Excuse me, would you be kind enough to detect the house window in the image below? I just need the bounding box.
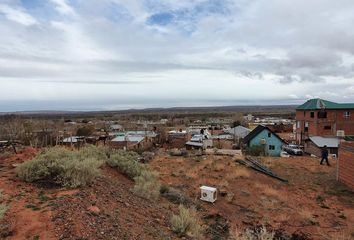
[344,111,350,118]
[303,111,306,117]
[318,111,327,118]
[324,125,331,130]
[297,121,300,128]
[268,133,271,138]
[304,122,309,132]
[269,145,275,150]
[310,112,314,118]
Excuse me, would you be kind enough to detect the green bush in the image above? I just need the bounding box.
[16,146,106,187]
[132,170,161,201]
[106,150,162,201]
[106,150,143,179]
[170,205,203,239]
[245,145,265,156]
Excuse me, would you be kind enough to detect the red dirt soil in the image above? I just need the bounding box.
[0,149,177,240]
[0,148,57,240]
[1,148,353,239]
[150,152,354,240]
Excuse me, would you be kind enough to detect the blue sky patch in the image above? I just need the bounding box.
[147,12,174,26]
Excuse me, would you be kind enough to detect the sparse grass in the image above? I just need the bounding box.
[38,191,51,204]
[160,185,170,194]
[132,170,161,201]
[25,204,40,211]
[0,151,12,159]
[0,190,8,219]
[299,209,319,226]
[106,150,143,179]
[16,146,106,187]
[170,205,203,239]
[0,203,7,219]
[234,167,251,178]
[229,225,275,240]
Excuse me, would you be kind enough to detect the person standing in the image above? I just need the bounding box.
[320,145,330,166]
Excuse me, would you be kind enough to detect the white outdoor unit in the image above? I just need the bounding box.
[337,130,345,137]
[200,186,217,203]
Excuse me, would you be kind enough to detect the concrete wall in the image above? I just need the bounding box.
[338,141,354,190]
[249,129,284,156]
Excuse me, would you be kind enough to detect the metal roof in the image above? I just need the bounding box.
[111,136,144,143]
[297,99,354,110]
[243,125,286,144]
[226,126,251,137]
[309,136,339,148]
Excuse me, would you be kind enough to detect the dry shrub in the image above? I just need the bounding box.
[106,150,143,178]
[16,146,105,187]
[170,205,203,239]
[299,209,318,226]
[234,167,251,178]
[229,225,275,240]
[132,170,161,201]
[0,190,8,219]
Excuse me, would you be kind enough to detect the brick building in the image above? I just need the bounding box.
[338,141,354,190]
[296,99,354,144]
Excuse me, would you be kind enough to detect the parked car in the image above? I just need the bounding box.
[283,144,303,155]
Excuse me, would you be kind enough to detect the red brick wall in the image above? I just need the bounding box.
[338,141,354,190]
[296,109,354,143]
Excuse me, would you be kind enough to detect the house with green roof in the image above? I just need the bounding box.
[295,98,354,144]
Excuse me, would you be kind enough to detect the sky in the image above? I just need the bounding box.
[0,0,354,111]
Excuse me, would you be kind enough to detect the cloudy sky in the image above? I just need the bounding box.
[0,0,354,111]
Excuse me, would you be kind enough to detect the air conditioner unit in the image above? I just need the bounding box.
[260,138,266,145]
[200,186,217,203]
[336,130,345,137]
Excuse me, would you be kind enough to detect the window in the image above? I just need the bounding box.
[310,112,314,118]
[344,111,350,118]
[304,122,309,132]
[324,125,331,130]
[297,121,300,128]
[269,145,275,150]
[303,111,306,117]
[268,133,271,138]
[318,111,327,118]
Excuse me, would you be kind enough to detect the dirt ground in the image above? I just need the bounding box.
[0,149,176,240]
[0,148,353,240]
[150,152,354,240]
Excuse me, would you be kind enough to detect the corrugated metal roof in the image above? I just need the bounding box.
[111,136,144,143]
[297,99,354,110]
[309,136,339,148]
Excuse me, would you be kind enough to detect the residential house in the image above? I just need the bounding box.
[243,125,286,156]
[296,98,354,144]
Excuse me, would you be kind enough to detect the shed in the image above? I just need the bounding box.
[304,136,339,157]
